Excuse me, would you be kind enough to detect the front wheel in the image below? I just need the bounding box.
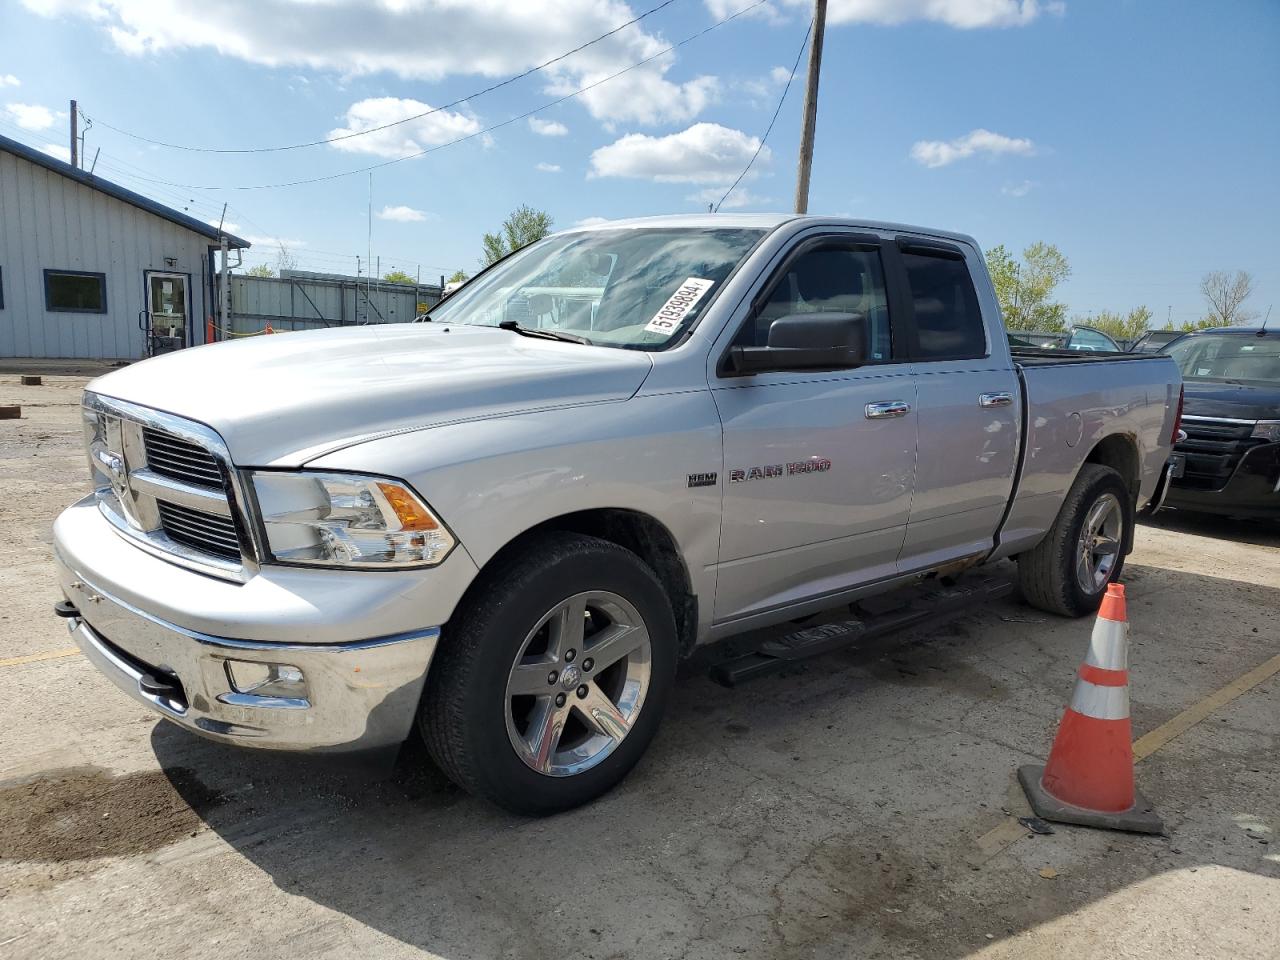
[419,532,677,815]
[1018,463,1133,617]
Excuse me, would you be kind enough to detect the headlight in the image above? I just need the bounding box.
[250,472,456,568]
[1252,420,1280,442]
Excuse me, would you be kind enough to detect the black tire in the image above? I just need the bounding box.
[418,532,677,816]
[1017,463,1133,617]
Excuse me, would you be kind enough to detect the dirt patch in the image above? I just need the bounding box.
[0,766,223,862]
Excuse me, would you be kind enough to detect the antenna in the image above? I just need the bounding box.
[1260,305,1272,335]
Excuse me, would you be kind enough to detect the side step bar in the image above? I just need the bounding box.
[709,574,1015,687]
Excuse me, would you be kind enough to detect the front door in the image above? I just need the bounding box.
[143,271,190,355]
[711,234,918,626]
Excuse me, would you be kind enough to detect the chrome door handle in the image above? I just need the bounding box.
[979,392,1015,408]
[865,400,912,419]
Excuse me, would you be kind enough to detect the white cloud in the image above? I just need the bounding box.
[574,216,610,227]
[704,0,784,22]
[328,97,482,158]
[39,143,71,163]
[910,128,1036,167]
[708,0,1063,28]
[528,117,568,137]
[687,186,769,210]
[548,61,718,128]
[535,162,561,173]
[1001,179,1036,197]
[24,1,721,127]
[0,75,19,88]
[590,123,765,184]
[243,234,307,248]
[376,204,429,222]
[5,102,60,131]
[739,65,791,104]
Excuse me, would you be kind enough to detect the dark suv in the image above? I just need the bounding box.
[1160,327,1280,518]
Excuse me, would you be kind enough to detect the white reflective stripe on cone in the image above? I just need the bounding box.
[1069,677,1130,721]
[1085,617,1129,671]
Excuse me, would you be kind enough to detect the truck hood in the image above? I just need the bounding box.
[90,324,654,466]
[1182,379,1280,421]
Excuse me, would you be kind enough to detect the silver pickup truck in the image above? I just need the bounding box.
[53,215,1183,814]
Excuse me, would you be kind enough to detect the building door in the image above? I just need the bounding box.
[143,271,191,355]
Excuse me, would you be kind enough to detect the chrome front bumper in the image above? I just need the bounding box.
[60,576,437,757]
[61,578,437,752]
[52,496,461,753]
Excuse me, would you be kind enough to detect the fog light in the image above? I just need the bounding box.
[225,660,307,700]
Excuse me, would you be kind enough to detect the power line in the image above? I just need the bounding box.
[82,0,682,155]
[715,14,811,213]
[87,0,771,192]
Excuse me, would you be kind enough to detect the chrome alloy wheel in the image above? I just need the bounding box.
[1076,492,1123,594]
[504,591,652,777]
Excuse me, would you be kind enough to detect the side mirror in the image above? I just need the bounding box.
[729,312,866,375]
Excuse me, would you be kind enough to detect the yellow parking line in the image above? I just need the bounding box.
[973,650,1280,862]
[1132,651,1280,761]
[0,647,81,668]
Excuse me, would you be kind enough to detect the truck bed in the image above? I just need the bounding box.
[1011,347,1168,366]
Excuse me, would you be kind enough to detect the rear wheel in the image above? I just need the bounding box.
[1018,463,1132,617]
[419,532,677,815]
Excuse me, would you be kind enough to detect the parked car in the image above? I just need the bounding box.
[1158,326,1279,518]
[53,215,1182,814]
[1007,325,1122,352]
[1129,329,1182,354]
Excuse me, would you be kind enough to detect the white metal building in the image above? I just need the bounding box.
[0,133,249,360]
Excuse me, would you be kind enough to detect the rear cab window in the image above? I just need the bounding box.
[897,242,987,361]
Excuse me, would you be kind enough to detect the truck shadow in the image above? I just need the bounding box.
[150,562,1279,960]
[1140,509,1280,547]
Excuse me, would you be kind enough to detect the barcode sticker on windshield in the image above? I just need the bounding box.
[644,277,716,335]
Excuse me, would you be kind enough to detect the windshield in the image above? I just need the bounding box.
[426,227,766,349]
[1164,333,1280,386]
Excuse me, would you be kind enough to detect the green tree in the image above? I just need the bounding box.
[985,242,1071,331]
[383,269,415,285]
[1079,306,1153,342]
[1194,270,1258,328]
[447,269,470,284]
[246,263,275,278]
[481,204,553,267]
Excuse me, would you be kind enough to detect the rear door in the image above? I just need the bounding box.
[710,231,918,625]
[890,237,1021,570]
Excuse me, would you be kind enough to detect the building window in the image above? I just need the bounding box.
[44,269,108,314]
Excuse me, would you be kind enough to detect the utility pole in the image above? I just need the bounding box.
[793,0,827,214]
[69,99,78,169]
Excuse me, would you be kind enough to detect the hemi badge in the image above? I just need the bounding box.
[687,472,718,488]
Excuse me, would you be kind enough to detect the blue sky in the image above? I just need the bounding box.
[2,0,1277,326]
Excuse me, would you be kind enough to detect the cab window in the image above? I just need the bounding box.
[734,243,893,362]
[900,252,986,361]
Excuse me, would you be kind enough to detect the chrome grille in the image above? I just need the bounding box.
[156,501,242,562]
[85,393,251,580]
[1174,417,1266,491]
[143,427,224,488]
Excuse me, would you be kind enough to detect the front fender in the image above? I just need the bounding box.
[308,393,724,631]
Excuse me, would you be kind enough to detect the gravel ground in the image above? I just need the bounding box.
[0,374,1276,960]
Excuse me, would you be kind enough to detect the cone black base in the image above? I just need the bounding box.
[1018,765,1165,835]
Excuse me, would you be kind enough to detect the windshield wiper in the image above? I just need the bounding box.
[497,320,592,345]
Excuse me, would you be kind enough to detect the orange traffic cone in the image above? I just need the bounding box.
[1018,584,1164,834]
